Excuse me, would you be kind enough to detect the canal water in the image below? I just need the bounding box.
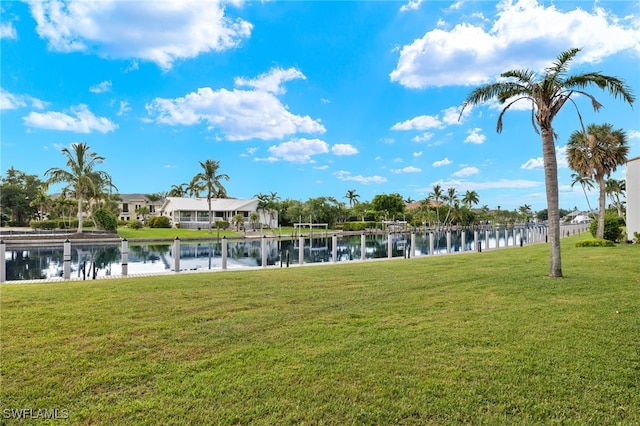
[3,225,585,282]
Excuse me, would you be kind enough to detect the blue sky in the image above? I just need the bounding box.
[2,0,639,211]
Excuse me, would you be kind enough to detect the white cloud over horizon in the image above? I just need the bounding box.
[268,138,328,163]
[432,157,452,167]
[146,67,325,141]
[391,166,422,174]
[235,67,305,95]
[26,0,253,70]
[334,170,387,184]
[0,89,48,110]
[23,104,117,133]
[464,128,486,144]
[89,80,112,94]
[390,0,640,88]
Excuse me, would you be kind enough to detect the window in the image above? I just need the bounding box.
[122,203,129,213]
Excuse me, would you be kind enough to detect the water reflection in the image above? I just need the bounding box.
[3,226,560,282]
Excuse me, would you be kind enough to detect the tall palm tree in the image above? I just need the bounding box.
[428,184,444,226]
[460,48,634,277]
[442,187,458,226]
[567,123,629,239]
[570,172,595,216]
[605,178,626,220]
[462,190,480,209]
[45,142,111,233]
[189,159,230,233]
[344,189,360,207]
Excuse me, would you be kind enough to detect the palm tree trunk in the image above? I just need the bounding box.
[541,129,562,277]
[77,194,83,233]
[208,197,213,234]
[597,176,606,239]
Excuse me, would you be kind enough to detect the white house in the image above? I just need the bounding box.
[626,156,640,241]
[117,194,163,222]
[158,197,277,229]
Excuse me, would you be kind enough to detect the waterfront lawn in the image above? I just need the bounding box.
[117,227,241,240]
[2,235,639,424]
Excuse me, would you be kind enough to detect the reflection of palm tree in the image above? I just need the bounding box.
[567,123,629,238]
[45,142,111,233]
[460,48,634,277]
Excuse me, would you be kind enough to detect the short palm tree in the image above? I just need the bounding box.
[460,48,634,277]
[605,178,626,220]
[428,184,444,227]
[567,123,629,239]
[189,159,229,233]
[570,172,595,216]
[344,189,360,207]
[45,143,111,233]
[462,190,480,209]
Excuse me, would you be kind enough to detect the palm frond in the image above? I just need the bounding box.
[563,73,635,106]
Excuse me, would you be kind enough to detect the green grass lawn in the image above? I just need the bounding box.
[117,227,242,240]
[1,234,639,424]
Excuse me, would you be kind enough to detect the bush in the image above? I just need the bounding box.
[215,220,230,230]
[575,239,615,247]
[30,220,58,230]
[589,214,625,242]
[128,220,143,230]
[93,209,118,231]
[342,221,380,232]
[147,216,171,228]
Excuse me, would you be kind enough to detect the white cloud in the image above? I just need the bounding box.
[413,151,423,157]
[117,101,131,116]
[452,166,479,177]
[89,80,112,94]
[254,156,279,163]
[399,0,423,13]
[0,22,17,39]
[234,67,305,95]
[0,89,48,110]
[520,145,568,169]
[23,104,117,133]
[334,170,387,185]
[427,178,541,191]
[381,137,395,144]
[320,98,330,104]
[628,130,640,140]
[391,166,422,174]
[267,138,329,163]
[464,128,486,144]
[146,69,325,141]
[314,165,329,170]
[390,0,640,88]
[26,0,253,70]
[412,132,434,143]
[433,157,452,167]
[331,144,358,156]
[392,115,442,131]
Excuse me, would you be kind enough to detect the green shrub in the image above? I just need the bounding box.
[215,220,230,230]
[93,209,118,231]
[342,221,380,232]
[589,214,625,242]
[128,220,143,230]
[147,216,171,228]
[30,220,59,230]
[575,239,615,247]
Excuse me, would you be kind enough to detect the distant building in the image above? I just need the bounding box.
[158,197,276,229]
[117,194,163,222]
[626,156,640,241]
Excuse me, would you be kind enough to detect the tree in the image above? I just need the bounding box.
[462,190,480,209]
[371,193,405,221]
[570,173,595,215]
[605,178,626,220]
[518,204,532,223]
[45,143,112,233]
[427,185,444,226]
[29,188,51,221]
[0,167,45,225]
[344,189,360,207]
[567,124,628,238]
[189,159,230,233]
[168,184,187,197]
[232,213,245,231]
[255,191,280,228]
[442,187,459,226]
[249,212,260,230]
[135,206,150,222]
[460,48,634,277]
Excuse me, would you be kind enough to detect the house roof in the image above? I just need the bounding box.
[160,197,258,212]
